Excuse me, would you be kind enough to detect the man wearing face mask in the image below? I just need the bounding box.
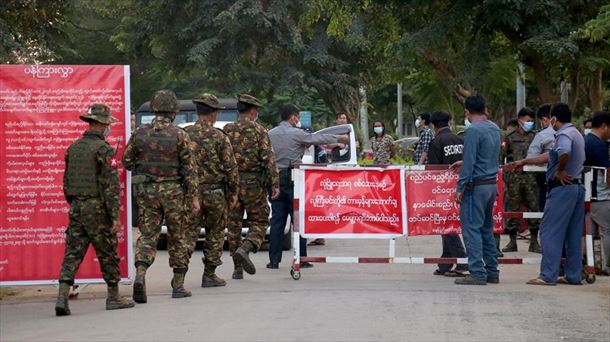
[526,104,554,225]
[583,118,593,136]
[500,107,541,254]
[56,103,135,315]
[525,103,586,285]
[414,112,434,165]
[267,104,350,269]
[123,89,200,302]
[224,94,280,279]
[450,95,502,285]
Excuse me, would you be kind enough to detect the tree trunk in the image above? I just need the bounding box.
[590,68,604,112]
[529,59,559,104]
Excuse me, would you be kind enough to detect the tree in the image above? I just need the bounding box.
[0,0,73,63]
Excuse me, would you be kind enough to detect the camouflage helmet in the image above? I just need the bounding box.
[150,89,179,113]
[79,103,118,124]
[236,94,263,108]
[193,93,225,110]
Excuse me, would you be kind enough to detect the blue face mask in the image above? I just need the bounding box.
[523,121,534,132]
[374,127,383,135]
[464,118,471,129]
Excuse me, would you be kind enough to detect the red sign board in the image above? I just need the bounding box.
[301,168,405,237]
[0,65,131,284]
[405,171,504,235]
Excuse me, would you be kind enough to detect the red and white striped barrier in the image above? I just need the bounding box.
[300,256,542,265]
[289,164,597,284]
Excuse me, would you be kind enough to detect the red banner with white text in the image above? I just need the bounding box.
[405,171,504,236]
[301,167,406,238]
[0,65,131,285]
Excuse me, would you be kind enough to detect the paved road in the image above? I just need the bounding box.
[1,237,608,341]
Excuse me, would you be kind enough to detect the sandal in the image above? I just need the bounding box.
[526,277,556,286]
[558,277,583,285]
[433,269,446,276]
[444,270,467,277]
[307,239,326,246]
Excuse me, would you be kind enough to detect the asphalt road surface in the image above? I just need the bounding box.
[1,236,608,341]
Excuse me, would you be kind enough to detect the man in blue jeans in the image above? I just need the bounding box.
[451,95,502,285]
[526,103,586,285]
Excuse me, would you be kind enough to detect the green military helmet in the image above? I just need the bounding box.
[79,103,118,124]
[236,94,263,108]
[193,93,225,109]
[150,89,179,113]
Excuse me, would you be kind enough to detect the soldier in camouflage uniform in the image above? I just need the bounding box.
[184,93,239,287]
[224,94,280,279]
[122,90,200,302]
[56,104,134,316]
[500,107,541,253]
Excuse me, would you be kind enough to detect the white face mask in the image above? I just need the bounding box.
[295,120,302,128]
[584,128,592,136]
[374,127,383,135]
[415,119,421,128]
[464,118,471,129]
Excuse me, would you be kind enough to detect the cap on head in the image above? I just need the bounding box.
[236,94,263,108]
[79,103,118,124]
[193,93,225,109]
[150,89,179,113]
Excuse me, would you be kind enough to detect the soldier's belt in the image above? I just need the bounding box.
[239,171,262,178]
[71,195,101,201]
[132,174,182,183]
[200,183,223,191]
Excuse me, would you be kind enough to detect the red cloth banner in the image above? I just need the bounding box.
[0,65,130,284]
[302,168,405,236]
[406,171,504,236]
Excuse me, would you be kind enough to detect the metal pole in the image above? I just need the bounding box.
[359,85,369,147]
[396,83,403,137]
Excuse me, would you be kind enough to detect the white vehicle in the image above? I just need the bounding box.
[155,122,358,251]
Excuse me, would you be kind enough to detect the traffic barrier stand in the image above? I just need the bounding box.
[289,164,506,280]
[289,164,597,284]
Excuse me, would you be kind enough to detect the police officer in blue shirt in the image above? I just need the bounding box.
[451,95,502,285]
[526,103,586,286]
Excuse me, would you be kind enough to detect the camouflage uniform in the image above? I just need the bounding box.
[224,94,279,276]
[56,104,133,316]
[122,90,198,301]
[501,129,540,252]
[184,93,239,286]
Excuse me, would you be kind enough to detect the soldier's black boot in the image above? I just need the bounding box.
[55,283,71,316]
[495,234,504,257]
[232,266,244,279]
[529,231,541,253]
[202,265,226,287]
[502,235,518,252]
[133,265,147,303]
[232,259,244,279]
[233,240,256,275]
[171,271,192,298]
[106,284,135,310]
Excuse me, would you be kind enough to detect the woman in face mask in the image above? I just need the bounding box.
[371,121,395,165]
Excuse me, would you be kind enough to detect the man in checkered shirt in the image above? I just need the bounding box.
[414,112,435,164]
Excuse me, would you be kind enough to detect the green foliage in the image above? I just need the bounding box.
[0,0,73,63]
